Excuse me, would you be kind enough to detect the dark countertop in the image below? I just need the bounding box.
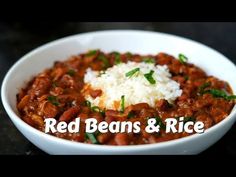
[1,22,236,155]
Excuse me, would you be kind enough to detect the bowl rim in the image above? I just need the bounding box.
[2,29,236,152]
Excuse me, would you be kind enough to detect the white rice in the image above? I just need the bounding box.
[83,61,182,110]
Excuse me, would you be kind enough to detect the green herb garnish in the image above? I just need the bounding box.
[125,52,132,58]
[203,89,236,100]
[125,68,140,77]
[121,95,125,113]
[86,50,98,56]
[155,117,166,130]
[98,54,110,68]
[226,95,236,100]
[204,89,227,98]
[100,109,106,117]
[112,52,122,65]
[91,106,101,113]
[184,75,189,81]
[144,70,156,84]
[67,69,76,76]
[127,111,135,119]
[178,53,188,64]
[143,57,155,64]
[91,106,105,116]
[94,130,101,137]
[199,82,211,94]
[84,100,91,108]
[85,101,105,116]
[85,133,99,144]
[47,96,59,106]
[183,117,196,123]
[200,82,236,100]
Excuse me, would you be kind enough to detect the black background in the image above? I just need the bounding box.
[0,22,236,155]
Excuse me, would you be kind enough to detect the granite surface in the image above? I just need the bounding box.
[0,22,236,155]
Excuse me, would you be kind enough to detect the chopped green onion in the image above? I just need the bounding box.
[91,106,101,112]
[86,50,98,56]
[125,52,132,58]
[85,100,105,116]
[94,130,101,137]
[100,109,106,117]
[127,111,135,119]
[98,54,110,68]
[120,95,125,113]
[85,133,99,144]
[226,95,236,100]
[144,70,156,84]
[183,117,196,123]
[143,57,155,64]
[184,75,189,81]
[203,89,227,98]
[111,51,119,55]
[112,52,122,65]
[203,89,236,100]
[84,100,91,108]
[67,69,76,76]
[125,68,140,77]
[47,96,59,106]
[155,117,166,130]
[199,82,211,94]
[91,106,105,116]
[178,53,188,64]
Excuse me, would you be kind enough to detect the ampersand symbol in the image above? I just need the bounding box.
[145,118,160,133]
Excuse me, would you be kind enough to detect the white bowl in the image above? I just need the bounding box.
[2,30,236,155]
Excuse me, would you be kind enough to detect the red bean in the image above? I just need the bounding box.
[89,89,102,98]
[97,133,112,144]
[114,133,130,145]
[156,99,169,111]
[59,106,80,122]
